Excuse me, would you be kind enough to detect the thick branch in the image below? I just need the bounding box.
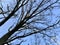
[8,20,60,43]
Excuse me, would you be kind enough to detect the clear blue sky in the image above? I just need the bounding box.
[0,0,60,45]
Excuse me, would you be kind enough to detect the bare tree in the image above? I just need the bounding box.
[0,0,60,45]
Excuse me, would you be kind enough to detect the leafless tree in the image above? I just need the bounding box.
[0,0,60,45]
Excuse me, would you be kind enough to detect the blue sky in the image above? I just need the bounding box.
[0,0,60,45]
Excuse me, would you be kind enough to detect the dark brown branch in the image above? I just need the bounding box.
[6,20,60,43]
[0,0,28,26]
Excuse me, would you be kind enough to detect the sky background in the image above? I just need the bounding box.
[0,0,60,45]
